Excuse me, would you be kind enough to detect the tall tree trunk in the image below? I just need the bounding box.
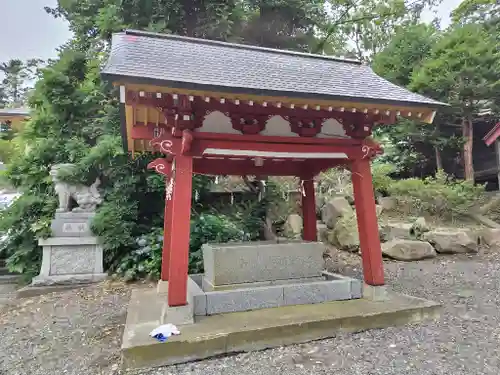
[434,146,443,171]
[434,123,443,171]
[242,176,276,241]
[462,116,474,181]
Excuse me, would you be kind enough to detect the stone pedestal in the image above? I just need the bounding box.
[32,213,106,286]
[51,212,94,237]
[202,240,325,291]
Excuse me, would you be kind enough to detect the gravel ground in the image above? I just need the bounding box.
[2,249,500,375]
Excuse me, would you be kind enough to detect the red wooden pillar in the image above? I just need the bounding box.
[301,179,317,241]
[351,158,385,285]
[167,155,193,306]
[161,180,174,281]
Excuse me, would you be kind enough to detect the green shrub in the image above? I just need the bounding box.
[189,213,249,273]
[115,228,164,281]
[371,163,396,196]
[115,213,249,281]
[387,169,484,219]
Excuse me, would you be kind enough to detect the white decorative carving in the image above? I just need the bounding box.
[319,119,350,138]
[361,145,371,158]
[153,126,165,138]
[165,178,174,200]
[199,111,240,134]
[300,180,306,196]
[154,162,168,174]
[150,139,174,154]
[50,164,102,213]
[50,246,95,275]
[261,115,297,137]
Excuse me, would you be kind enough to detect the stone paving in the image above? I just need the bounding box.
[1,249,500,375]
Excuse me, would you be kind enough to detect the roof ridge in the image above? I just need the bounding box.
[123,29,362,65]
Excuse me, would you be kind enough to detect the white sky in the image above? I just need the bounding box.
[0,0,464,63]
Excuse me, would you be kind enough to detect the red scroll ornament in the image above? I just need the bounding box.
[361,137,383,159]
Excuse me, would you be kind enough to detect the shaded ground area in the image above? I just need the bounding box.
[2,249,500,375]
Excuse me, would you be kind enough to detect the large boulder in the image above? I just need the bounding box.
[321,196,353,229]
[317,222,329,242]
[477,228,500,247]
[382,239,436,261]
[315,195,325,216]
[284,214,303,238]
[380,222,414,241]
[423,229,478,254]
[378,197,396,212]
[330,212,359,251]
[412,217,430,236]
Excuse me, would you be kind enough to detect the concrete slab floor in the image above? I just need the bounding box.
[121,288,441,371]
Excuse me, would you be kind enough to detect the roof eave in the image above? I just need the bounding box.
[101,72,448,111]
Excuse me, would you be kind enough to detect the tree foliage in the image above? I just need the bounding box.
[45,0,329,52]
[372,0,500,177]
[0,59,43,107]
[317,0,441,59]
[0,0,333,278]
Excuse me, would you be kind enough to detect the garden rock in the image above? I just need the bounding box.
[317,222,329,242]
[284,214,303,238]
[382,239,436,261]
[478,228,500,247]
[378,196,396,211]
[315,195,325,215]
[412,217,430,232]
[423,229,478,254]
[330,212,359,251]
[321,197,353,229]
[380,222,414,241]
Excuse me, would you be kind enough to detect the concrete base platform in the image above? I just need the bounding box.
[121,288,441,370]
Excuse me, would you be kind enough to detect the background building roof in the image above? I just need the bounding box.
[0,107,30,118]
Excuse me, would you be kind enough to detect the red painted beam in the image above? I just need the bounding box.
[193,158,340,176]
[132,125,362,146]
[191,131,361,146]
[483,122,500,146]
[194,159,302,176]
[191,138,361,159]
[147,133,367,162]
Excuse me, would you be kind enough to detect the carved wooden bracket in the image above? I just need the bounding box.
[147,158,172,176]
[361,137,384,159]
[231,114,267,134]
[289,117,323,137]
[342,114,378,138]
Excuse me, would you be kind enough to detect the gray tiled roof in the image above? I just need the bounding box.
[102,30,446,108]
[0,107,30,117]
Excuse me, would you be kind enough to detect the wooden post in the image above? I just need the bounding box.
[351,158,384,286]
[301,179,317,241]
[495,139,500,190]
[161,179,174,281]
[167,155,193,307]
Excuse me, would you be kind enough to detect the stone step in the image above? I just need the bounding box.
[0,283,17,308]
[0,274,20,284]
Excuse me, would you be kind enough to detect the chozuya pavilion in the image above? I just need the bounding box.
[102,30,445,369]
